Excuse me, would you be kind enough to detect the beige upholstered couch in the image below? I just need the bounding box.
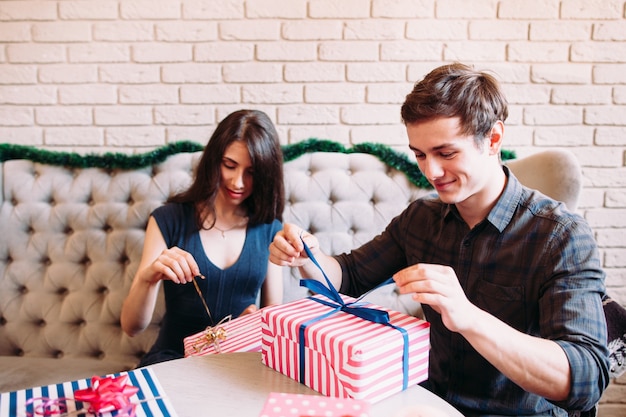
[0,145,582,394]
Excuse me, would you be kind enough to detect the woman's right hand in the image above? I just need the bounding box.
[145,246,201,285]
[269,223,319,267]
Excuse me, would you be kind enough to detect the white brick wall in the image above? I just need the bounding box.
[0,1,625,413]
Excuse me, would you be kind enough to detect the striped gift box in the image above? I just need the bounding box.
[260,294,430,404]
[183,309,263,357]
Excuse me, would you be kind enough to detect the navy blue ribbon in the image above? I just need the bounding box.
[297,240,409,390]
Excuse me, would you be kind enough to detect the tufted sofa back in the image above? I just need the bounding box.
[0,151,429,369]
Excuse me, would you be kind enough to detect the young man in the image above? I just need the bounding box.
[269,63,610,416]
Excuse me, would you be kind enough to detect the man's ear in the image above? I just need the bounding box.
[487,120,504,155]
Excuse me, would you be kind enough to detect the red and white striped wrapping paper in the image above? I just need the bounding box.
[183,309,263,357]
[260,294,430,403]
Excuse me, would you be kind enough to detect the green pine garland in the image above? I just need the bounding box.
[0,139,515,189]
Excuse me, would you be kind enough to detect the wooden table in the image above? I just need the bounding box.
[150,352,463,416]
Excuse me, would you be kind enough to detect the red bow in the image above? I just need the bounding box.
[74,375,139,415]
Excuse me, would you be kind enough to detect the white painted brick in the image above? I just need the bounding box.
[572,42,626,63]
[305,84,364,104]
[347,63,405,82]
[350,124,407,145]
[529,21,591,41]
[69,44,130,63]
[0,85,56,104]
[166,126,212,144]
[7,44,65,64]
[604,249,626,268]
[120,0,181,19]
[613,86,626,104]
[486,63,531,83]
[182,0,244,19]
[606,190,626,208]
[0,106,33,125]
[503,84,550,105]
[507,42,569,62]
[223,63,283,83]
[194,42,254,62]
[523,106,582,125]
[219,21,280,41]
[504,106,523,126]
[309,0,370,18]
[59,1,118,20]
[132,44,192,63]
[594,22,626,41]
[561,0,623,19]
[216,105,276,123]
[154,105,215,125]
[105,127,165,147]
[570,147,622,167]
[583,167,626,187]
[344,20,405,40]
[59,85,117,104]
[0,1,57,20]
[594,127,626,146]
[531,64,592,84]
[0,23,31,42]
[119,85,179,104]
[246,0,307,18]
[469,21,528,41]
[498,0,559,19]
[585,106,626,126]
[32,22,91,42]
[380,41,441,61]
[256,42,317,61]
[444,41,505,62]
[162,64,221,83]
[99,64,160,84]
[499,126,534,147]
[341,104,399,125]
[35,106,92,126]
[39,64,97,84]
[577,189,605,211]
[242,84,302,104]
[180,84,240,104]
[406,20,466,40]
[407,62,447,83]
[552,86,612,105]
[367,83,413,104]
[45,127,103,146]
[288,125,350,143]
[586,208,626,228]
[593,64,626,84]
[281,21,343,40]
[0,127,42,145]
[278,105,339,124]
[534,126,594,147]
[436,0,497,18]
[95,106,153,126]
[0,65,37,84]
[93,22,154,42]
[319,41,379,61]
[372,0,432,18]
[284,63,345,82]
[156,22,218,42]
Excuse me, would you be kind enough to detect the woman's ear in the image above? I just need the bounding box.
[488,120,504,155]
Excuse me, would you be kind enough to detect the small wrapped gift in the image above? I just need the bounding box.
[183,309,263,357]
[258,392,370,417]
[260,293,430,403]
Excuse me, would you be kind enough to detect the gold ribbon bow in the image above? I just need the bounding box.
[192,315,232,354]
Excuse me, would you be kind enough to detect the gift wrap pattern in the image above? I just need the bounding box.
[258,392,370,417]
[0,368,177,417]
[183,309,263,357]
[261,294,430,403]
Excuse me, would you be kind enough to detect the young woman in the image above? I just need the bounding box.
[121,109,285,366]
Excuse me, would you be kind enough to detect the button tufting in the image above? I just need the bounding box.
[37,319,46,327]
[0,316,6,325]
[95,351,105,360]
[54,350,64,359]
[19,285,28,295]
[99,286,109,295]
[57,287,69,297]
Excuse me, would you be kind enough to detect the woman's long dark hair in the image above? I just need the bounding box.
[168,109,285,228]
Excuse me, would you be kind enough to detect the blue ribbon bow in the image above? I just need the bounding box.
[296,240,409,391]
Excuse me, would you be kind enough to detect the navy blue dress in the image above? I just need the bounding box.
[138,202,281,366]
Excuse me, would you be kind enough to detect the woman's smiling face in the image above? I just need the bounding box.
[218,140,253,207]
